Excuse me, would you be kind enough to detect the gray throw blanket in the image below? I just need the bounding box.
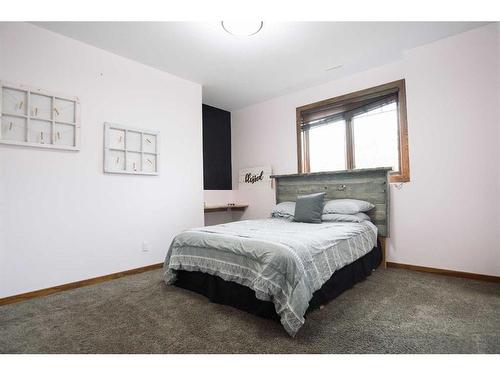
[163,218,377,336]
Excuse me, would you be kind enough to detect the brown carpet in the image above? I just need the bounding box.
[0,267,499,353]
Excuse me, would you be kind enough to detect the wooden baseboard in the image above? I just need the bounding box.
[0,262,164,306]
[386,262,500,283]
[2,260,496,306]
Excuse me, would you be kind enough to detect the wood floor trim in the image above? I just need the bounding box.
[0,263,164,306]
[2,261,497,306]
[386,262,500,283]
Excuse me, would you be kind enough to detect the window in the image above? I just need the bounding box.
[296,80,410,182]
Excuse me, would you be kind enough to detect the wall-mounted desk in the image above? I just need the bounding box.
[204,204,248,213]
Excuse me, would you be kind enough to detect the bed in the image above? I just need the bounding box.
[163,168,391,336]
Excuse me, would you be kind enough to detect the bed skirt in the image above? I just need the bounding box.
[174,244,382,321]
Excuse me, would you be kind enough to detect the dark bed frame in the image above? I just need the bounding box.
[174,168,391,322]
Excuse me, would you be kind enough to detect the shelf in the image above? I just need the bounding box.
[204,204,248,213]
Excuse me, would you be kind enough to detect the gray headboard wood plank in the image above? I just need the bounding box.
[271,167,391,237]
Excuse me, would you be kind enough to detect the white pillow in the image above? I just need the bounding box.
[323,199,375,215]
[355,212,371,221]
[321,212,371,223]
[271,201,295,218]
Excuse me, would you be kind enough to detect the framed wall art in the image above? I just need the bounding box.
[0,81,80,150]
[238,166,272,189]
[103,122,159,175]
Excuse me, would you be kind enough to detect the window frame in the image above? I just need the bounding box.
[296,79,410,183]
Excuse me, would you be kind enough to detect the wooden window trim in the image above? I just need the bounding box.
[296,79,410,183]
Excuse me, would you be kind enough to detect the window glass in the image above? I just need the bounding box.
[309,119,346,172]
[352,102,399,171]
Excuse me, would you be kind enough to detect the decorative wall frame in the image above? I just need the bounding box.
[103,122,160,175]
[0,81,80,150]
[238,166,272,189]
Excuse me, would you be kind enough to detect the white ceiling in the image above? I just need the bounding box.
[34,22,487,111]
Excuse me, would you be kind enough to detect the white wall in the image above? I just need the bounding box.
[232,23,500,276]
[0,23,204,298]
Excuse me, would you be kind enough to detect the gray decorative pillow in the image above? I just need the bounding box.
[294,192,325,223]
[323,199,375,215]
[271,202,296,218]
[321,212,371,223]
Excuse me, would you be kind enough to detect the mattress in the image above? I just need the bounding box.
[163,218,377,336]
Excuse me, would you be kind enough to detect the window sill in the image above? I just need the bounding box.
[390,173,410,183]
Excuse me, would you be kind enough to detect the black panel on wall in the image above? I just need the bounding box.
[203,104,232,190]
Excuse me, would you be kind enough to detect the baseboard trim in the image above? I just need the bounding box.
[0,262,164,306]
[386,262,500,283]
[2,261,496,306]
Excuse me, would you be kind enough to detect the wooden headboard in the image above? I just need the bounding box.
[271,167,391,237]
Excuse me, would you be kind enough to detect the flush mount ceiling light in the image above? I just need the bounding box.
[221,21,263,36]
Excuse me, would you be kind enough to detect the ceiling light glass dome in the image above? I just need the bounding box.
[221,21,263,36]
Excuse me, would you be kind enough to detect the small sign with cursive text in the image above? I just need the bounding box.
[238,166,272,189]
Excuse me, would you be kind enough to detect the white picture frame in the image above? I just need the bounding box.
[0,81,80,150]
[103,122,160,176]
